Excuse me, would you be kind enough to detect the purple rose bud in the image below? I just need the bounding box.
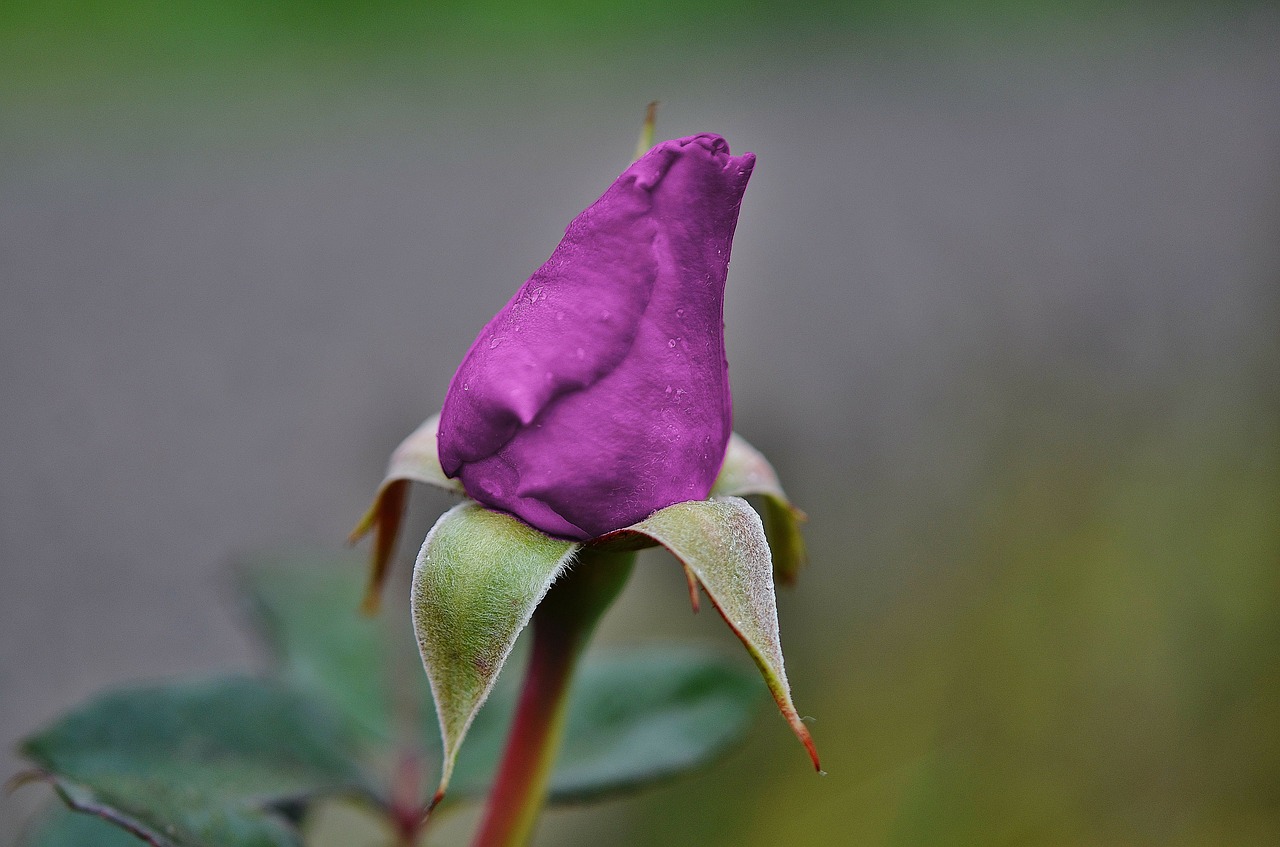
[437,134,756,540]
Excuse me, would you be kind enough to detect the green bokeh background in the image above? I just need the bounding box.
[3,1,1278,845]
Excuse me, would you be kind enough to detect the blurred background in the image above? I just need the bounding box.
[2,0,1278,844]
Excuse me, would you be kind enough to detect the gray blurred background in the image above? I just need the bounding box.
[3,1,1279,844]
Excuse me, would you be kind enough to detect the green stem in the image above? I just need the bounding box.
[471,549,634,847]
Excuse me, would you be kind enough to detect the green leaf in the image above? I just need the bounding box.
[241,557,754,806]
[349,413,465,613]
[711,432,808,584]
[449,648,761,800]
[542,646,763,800]
[411,502,579,803]
[237,556,435,755]
[601,497,821,771]
[22,803,147,847]
[19,676,372,847]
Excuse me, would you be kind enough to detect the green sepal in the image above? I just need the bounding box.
[238,556,763,807]
[710,432,808,584]
[599,496,820,771]
[411,502,579,805]
[351,418,807,613]
[349,414,464,613]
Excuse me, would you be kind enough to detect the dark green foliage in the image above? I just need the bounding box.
[19,557,764,844]
[20,677,371,847]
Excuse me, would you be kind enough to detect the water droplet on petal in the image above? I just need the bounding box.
[668,338,677,348]
[489,337,503,349]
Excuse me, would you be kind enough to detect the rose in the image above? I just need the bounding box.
[350,131,818,808]
[437,133,756,540]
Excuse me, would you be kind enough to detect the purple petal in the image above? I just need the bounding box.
[438,134,755,539]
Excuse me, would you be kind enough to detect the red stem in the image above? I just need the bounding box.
[471,550,634,847]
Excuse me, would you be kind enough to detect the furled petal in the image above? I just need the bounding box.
[438,134,755,540]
